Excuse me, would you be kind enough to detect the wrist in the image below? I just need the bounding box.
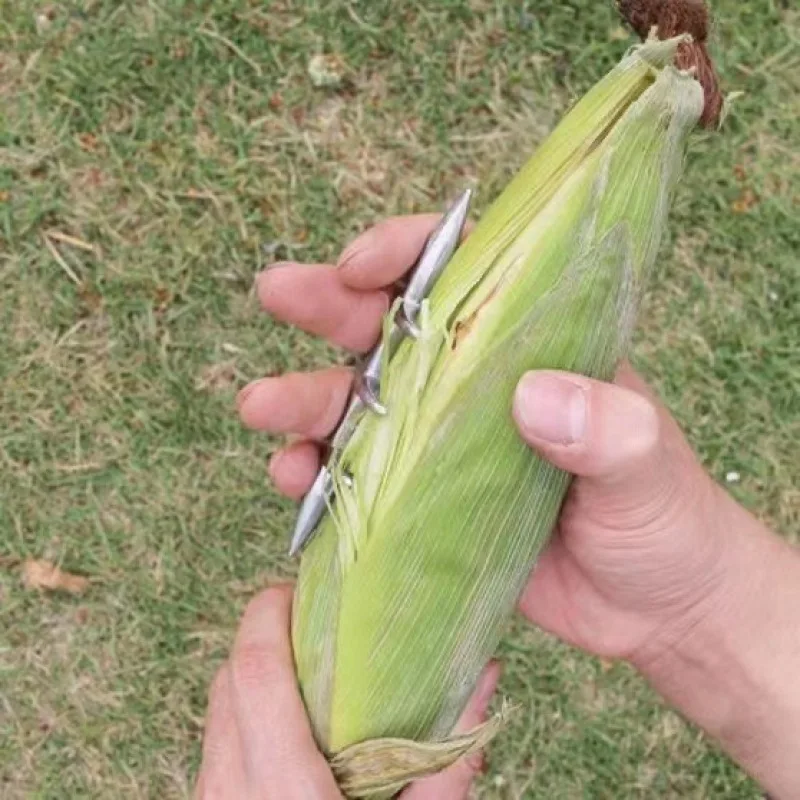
[631,491,800,798]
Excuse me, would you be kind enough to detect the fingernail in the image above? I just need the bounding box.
[337,231,373,270]
[255,264,289,304]
[237,380,262,411]
[254,271,269,303]
[514,373,587,445]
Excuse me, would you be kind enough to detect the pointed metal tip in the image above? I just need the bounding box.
[455,186,474,205]
[436,187,472,248]
[288,469,332,557]
[401,187,474,326]
[355,374,388,416]
[288,509,316,558]
[446,188,473,231]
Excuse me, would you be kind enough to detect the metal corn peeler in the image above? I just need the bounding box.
[288,189,473,557]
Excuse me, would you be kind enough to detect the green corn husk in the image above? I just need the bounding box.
[293,35,704,797]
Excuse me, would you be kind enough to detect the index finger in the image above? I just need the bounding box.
[229,585,341,797]
[337,213,473,290]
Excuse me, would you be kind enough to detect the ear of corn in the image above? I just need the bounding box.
[292,35,704,796]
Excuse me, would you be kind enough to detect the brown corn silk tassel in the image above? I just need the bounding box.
[618,0,723,127]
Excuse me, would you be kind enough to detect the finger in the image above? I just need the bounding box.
[237,367,352,438]
[257,264,388,352]
[229,585,341,797]
[451,660,502,735]
[401,661,501,800]
[338,214,473,290]
[196,665,245,799]
[516,535,582,637]
[269,441,321,500]
[512,370,665,493]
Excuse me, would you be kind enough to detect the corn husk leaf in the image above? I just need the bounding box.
[293,35,704,797]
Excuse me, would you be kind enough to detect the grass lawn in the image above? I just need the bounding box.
[1,1,797,797]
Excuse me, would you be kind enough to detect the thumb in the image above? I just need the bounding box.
[400,661,501,800]
[512,370,666,495]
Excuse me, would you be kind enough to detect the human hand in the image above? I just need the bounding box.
[195,584,500,800]
[238,213,731,666]
[510,362,731,661]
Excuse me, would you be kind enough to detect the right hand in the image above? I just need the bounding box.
[510,363,731,664]
[239,213,734,666]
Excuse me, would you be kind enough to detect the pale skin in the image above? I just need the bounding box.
[196,214,800,800]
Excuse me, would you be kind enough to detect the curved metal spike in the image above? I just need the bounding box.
[288,468,354,557]
[354,343,388,416]
[401,188,472,329]
[288,188,473,557]
[288,467,333,557]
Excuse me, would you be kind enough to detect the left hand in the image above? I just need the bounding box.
[195,584,500,799]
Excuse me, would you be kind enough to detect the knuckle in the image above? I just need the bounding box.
[307,375,352,439]
[331,298,383,351]
[585,384,663,477]
[625,394,661,461]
